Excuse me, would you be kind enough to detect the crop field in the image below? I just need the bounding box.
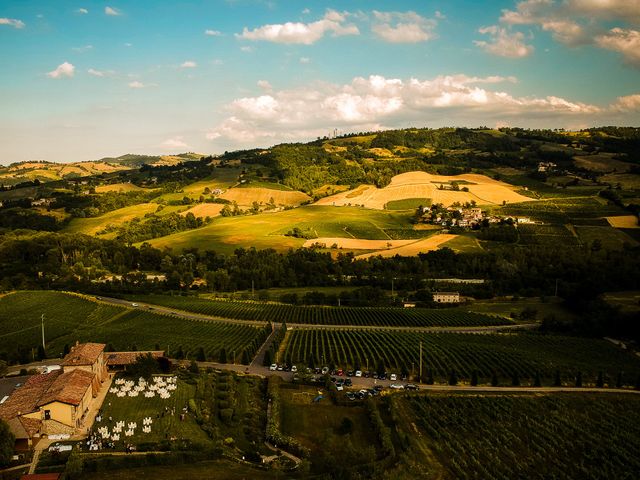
[501,197,627,224]
[179,203,224,218]
[355,234,458,259]
[303,237,415,250]
[516,224,579,246]
[280,330,640,384]
[124,295,509,328]
[576,226,639,249]
[94,183,150,193]
[218,187,311,207]
[607,215,639,228]
[316,171,532,209]
[64,203,158,236]
[385,198,432,210]
[0,291,268,362]
[146,206,414,253]
[402,393,640,480]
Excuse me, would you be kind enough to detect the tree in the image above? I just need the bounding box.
[491,371,499,387]
[575,371,582,388]
[376,358,385,377]
[176,346,185,360]
[511,373,520,387]
[533,371,541,387]
[218,347,227,364]
[263,349,272,367]
[189,360,199,374]
[241,350,251,365]
[553,370,562,387]
[0,419,14,467]
[616,371,624,388]
[426,369,434,385]
[400,363,409,379]
[337,417,353,435]
[596,371,604,388]
[37,345,46,361]
[196,347,206,362]
[127,353,160,379]
[448,370,458,386]
[470,370,479,387]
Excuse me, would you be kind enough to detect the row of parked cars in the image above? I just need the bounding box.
[269,364,408,382]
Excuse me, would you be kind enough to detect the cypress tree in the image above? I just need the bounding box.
[533,371,541,387]
[470,370,479,387]
[448,370,458,386]
[491,371,499,387]
[63,344,70,355]
[511,373,520,387]
[596,371,604,388]
[426,369,434,385]
[176,345,185,360]
[196,347,206,362]
[635,374,640,391]
[263,349,272,367]
[307,355,315,369]
[575,371,582,388]
[218,347,227,364]
[36,345,46,361]
[241,350,251,365]
[553,370,561,387]
[616,371,624,388]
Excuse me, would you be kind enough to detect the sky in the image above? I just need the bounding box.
[0,0,639,163]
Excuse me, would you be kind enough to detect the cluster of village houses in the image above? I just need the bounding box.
[418,204,532,228]
[0,343,163,451]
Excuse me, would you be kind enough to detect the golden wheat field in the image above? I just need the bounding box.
[95,183,148,193]
[218,187,311,207]
[355,233,458,259]
[606,215,639,228]
[315,171,532,209]
[179,203,225,218]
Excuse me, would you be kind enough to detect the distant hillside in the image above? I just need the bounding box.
[96,152,205,167]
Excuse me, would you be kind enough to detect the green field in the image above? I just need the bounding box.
[0,291,268,363]
[64,203,158,236]
[145,205,416,253]
[500,197,627,224]
[385,198,432,210]
[280,330,640,385]
[576,226,639,249]
[400,393,640,480]
[125,294,509,328]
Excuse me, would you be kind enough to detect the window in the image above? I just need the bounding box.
[44,410,51,420]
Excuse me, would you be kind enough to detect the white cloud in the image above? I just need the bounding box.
[180,60,197,68]
[371,11,437,43]
[205,29,222,36]
[47,62,75,79]
[161,136,190,150]
[257,80,272,91]
[236,9,359,44]
[128,81,157,89]
[72,44,93,53]
[240,46,254,53]
[0,18,25,29]
[77,8,88,15]
[300,56,311,64]
[206,74,603,145]
[87,68,104,77]
[474,26,534,58]
[302,8,311,15]
[211,59,224,65]
[610,93,640,112]
[105,6,121,16]
[595,28,640,66]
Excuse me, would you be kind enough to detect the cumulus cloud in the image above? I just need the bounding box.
[610,93,640,111]
[128,80,157,89]
[236,9,359,44]
[240,46,254,53]
[161,136,190,149]
[105,6,121,16]
[257,80,273,91]
[205,29,222,36]
[47,62,75,79]
[180,60,197,68]
[371,11,437,43]
[206,74,603,145]
[77,8,88,14]
[87,68,104,77]
[474,26,534,58]
[595,28,640,66]
[0,18,25,29]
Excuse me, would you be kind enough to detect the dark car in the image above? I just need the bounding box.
[374,385,383,392]
[379,373,387,380]
[347,370,354,377]
[372,372,378,379]
[405,384,419,390]
[363,371,370,378]
[346,392,356,401]
[344,378,352,386]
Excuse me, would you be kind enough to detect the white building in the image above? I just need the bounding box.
[432,292,461,303]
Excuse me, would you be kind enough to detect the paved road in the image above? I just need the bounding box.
[93,294,537,333]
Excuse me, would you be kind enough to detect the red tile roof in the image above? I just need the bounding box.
[20,474,61,480]
[37,369,94,407]
[0,371,61,420]
[61,342,105,366]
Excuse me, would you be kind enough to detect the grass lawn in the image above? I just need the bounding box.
[279,384,379,458]
[96,376,212,447]
[145,205,414,253]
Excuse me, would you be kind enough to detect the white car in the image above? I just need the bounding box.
[291,366,297,373]
[355,370,362,377]
[389,384,404,389]
[336,385,344,391]
[389,373,397,381]
[321,366,329,375]
[270,364,277,371]
[131,303,139,307]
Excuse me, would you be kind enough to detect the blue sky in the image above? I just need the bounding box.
[0,0,639,163]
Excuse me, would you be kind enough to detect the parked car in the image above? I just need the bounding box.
[358,389,369,397]
[321,367,329,375]
[390,373,397,381]
[291,366,298,373]
[368,388,378,396]
[344,378,352,386]
[363,371,370,378]
[355,370,362,377]
[346,392,356,401]
[336,384,344,391]
[347,370,354,377]
[379,373,387,380]
[390,384,404,389]
[372,372,379,379]
[337,369,344,376]
[270,364,277,371]
[131,303,139,307]
[277,365,284,371]
[405,384,419,390]
[374,385,384,392]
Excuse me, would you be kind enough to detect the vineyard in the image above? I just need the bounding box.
[517,224,579,246]
[501,197,626,224]
[125,295,509,327]
[0,291,269,363]
[402,393,640,479]
[279,329,640,385]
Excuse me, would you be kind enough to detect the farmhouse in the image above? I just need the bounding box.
[432,292,461,303]
[0,343,109,446]
[106,351,165,372]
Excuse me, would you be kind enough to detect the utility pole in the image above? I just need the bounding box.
[419,341,423,381]
[41,314,45,350]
